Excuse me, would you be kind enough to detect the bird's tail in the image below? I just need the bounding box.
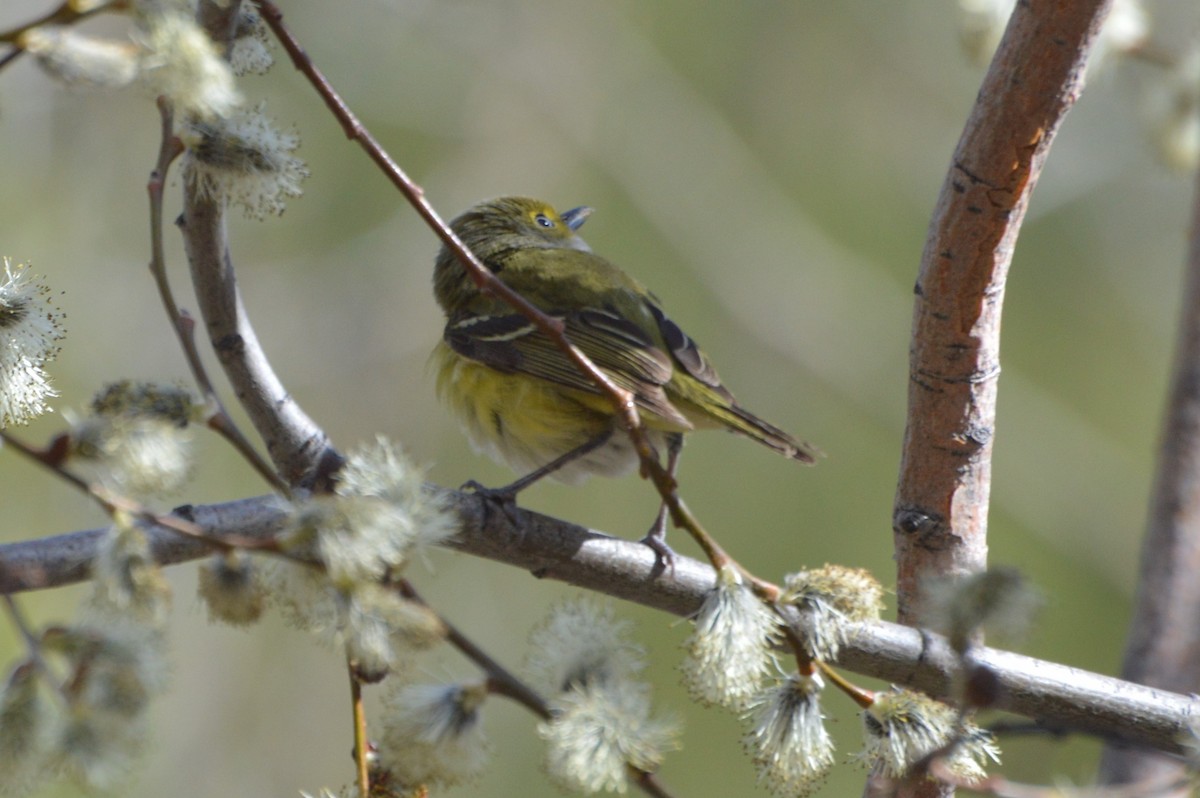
[720,404,822,464]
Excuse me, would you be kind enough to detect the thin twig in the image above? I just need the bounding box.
[399,581,549,718]
[0,429,279,553]
[0,0,127,45]
[398,580,677,797]
[347,663,371,798]
[2,594,43,656]
[0,596,64,707]
[815,659,874,709]
[146,98,291,496]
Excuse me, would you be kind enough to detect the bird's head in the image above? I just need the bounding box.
[434,197,593,314]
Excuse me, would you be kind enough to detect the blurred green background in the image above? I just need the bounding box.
[1,2,1196,796]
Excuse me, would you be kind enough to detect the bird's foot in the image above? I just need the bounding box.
[639,519,677,576]
[461,480,523,527]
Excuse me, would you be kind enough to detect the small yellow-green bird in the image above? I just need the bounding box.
[432,197,819,556]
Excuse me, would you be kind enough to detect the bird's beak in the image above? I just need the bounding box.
[560,205,593,231]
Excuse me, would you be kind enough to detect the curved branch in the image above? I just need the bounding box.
[1,490,1195,756]
[177,196,337,486]
[171,1,338,488]
[893,0,1113,622]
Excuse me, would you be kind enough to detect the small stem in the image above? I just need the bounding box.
[781,626,816,677]
[0,595,64,705]
[348,663,371,798]
[397,580,677,797]
[0,0,127,45]
[2,593,42,654]
[0,430,92,494]
[398,581,550,718]
[0,429,280,553]
[816,660,875,709]
[99,488,281,552]
[629,767,680,798]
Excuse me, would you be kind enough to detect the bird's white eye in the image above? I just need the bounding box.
[535,213,555,229]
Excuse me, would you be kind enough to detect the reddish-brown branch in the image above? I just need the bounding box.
[892,0,1113,623]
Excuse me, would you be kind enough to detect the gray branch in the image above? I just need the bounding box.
[1,491,1194,756]
[177,196,336,486]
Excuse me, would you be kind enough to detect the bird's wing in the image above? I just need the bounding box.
[645,302,821,463]
[443,309,693,429]
[644,302,734,403]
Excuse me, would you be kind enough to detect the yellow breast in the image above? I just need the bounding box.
[431,342,645,482]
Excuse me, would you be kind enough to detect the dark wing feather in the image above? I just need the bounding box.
[444,310,692,429]
[646,303,734,402]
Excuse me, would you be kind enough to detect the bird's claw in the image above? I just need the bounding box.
[639,529,677,575]
[461,480,523,527]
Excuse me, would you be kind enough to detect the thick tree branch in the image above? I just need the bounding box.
[0,492,1195,757]
[893,0,1113,623]
[1096,132,1200,794]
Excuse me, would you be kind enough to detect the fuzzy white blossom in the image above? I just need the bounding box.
[680,564,782,710]
[525,599,644,692]
[957,0,1146,70]
[137,11,241,120]
[87,516,171,627]
[340,584,444,681]
[379,682,491,788]
[955,0,1013,67]
[743,673,833,797]
[856,687,1000,782]
[21,27,139,89]
[1148,44,1200,173]
[197,552,266,626]
[0,259,65,428]
[0,664,54,796]
[38,621,170,791]
[182,103,309,219]
[69,413,193,498]
[278,438,455,593]
[922,567,1040,654]
[540,680,678,794]
[229,9,274,76]
[782,564,884,662]
[265,562,443,682]
[1091,0,1149,68]
[90,380,204,427]
[526,599,677,793]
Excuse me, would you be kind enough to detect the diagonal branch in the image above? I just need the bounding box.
[893,0,1113,623]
